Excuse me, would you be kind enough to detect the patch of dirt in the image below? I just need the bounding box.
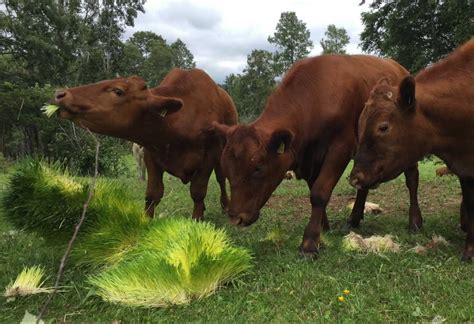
[266,180,462,223]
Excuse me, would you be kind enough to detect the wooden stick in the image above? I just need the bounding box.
[36,128,100,323]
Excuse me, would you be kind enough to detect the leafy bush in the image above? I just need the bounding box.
[0,153,11,172]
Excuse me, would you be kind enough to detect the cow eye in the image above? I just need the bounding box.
[112,88,125,96]
[252,165,264,178]
[378,122,390,134]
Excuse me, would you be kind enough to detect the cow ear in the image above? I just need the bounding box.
[376,77,391,86]
[146,95,183,117]
[398,75,416,111]
[210,121,232,139]
[268,129,293,155]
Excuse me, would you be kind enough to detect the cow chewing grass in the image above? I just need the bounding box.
[41,104,59,118]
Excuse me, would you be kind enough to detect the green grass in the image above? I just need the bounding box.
[1,159,474,322]
[89,217,251,308]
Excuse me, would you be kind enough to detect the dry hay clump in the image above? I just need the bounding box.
[409,234,450,255]
[342,232,400,254]
[284,170,296,180]
[347,201,384,215]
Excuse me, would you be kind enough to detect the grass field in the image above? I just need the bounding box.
[1,160,473,322]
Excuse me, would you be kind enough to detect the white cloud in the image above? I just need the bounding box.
[126,0,371,83]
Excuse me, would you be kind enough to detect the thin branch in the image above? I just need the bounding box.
[16,99,24,121]
[36,128,100,323]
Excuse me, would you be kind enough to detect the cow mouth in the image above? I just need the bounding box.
[349,171,382,190]
[350,165,404,190]
[57,104,81,119]
[229,211,260,227]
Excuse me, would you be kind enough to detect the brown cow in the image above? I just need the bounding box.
[54,68,238,220]
[349,40,474,261]
[213,54,422,257]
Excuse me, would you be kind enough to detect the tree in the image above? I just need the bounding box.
[122,31,171,85]
[224,50,276,120]
[320,24,350,54]
[360,0,473,73]
[0,0,146,174]
[171,39,196,69]
[127,31,165,59]
[268,11,313,76]
[0,0,146,85]
[120,33,196,86]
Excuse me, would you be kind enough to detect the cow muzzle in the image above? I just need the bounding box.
[349,170,380,190]
[228,211,260,227]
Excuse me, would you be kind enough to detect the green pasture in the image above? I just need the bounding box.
[1,159,473,322]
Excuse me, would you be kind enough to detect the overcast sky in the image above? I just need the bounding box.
[125,0,371,83]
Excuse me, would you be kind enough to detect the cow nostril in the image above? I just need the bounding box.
[229,216,242,226]
[349,172,365,189]
[55,90,67,101]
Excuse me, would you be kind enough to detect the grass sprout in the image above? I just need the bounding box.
[41,104,60,118]
[4,266,53,297]
[89,217,252,307]
[2,160,88,237]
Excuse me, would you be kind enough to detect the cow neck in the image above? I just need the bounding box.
[126,117,187,151]
[416,80,474,162]
[414,40,474,160]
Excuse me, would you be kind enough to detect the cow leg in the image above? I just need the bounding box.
[136,161,140,181]
[144,150,164,218]
[306,180,329,231]
[461,195,468,232]
[214,165,229,213]
[459,178,474,261]
[190,166,213,221]
[299,141,351,257]
[345,188,369,229]
[140,162,146,181]
[404,164,423,231]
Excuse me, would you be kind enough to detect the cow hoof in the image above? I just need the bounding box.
[408,224,422,233]
[298,241,320,259]
[460,254,473,263]
[298,248,319,259]
[341,222,359,233]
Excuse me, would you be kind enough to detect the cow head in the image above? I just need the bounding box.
[53,76,182,137]
[213,123,294,226]
[350,76,426,189]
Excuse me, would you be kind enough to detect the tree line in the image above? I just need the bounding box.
[0,0,472,174]
[0,0,195,174]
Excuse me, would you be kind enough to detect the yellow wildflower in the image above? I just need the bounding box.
[337,296,345,302]
[343,289,350,295]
